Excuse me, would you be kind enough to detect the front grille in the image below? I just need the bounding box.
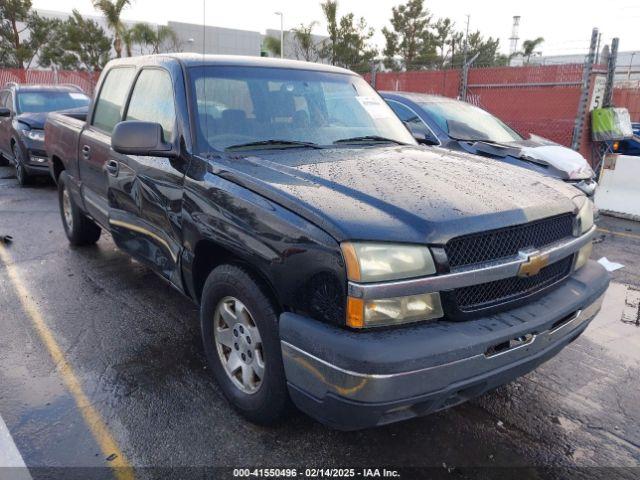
[452,256,573,313]
[445,214,574,269]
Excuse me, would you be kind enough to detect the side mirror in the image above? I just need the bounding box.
[111,121,177,157]
[0,107,11,118]
[408,128,439,146]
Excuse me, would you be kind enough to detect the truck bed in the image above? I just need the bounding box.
[44,111,85,176]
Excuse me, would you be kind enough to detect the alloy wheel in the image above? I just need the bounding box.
[62,186,73,232]
[213,296,265,394]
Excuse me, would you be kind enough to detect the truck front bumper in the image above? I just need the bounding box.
[279,260,609,430]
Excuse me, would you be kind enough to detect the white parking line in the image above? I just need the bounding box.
[0,414,32,479]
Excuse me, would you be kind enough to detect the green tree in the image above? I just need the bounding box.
[520,37,544,63]
[382,0,431,70]
[39,10,111,71]
[319,0,376,71]
[92,0,132,58]
[292,22,319,62]
[433,18,455,68]
[0,0,59,69]
[450,31,502,68]
[262,35,281,57]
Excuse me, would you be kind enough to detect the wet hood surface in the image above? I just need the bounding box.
[16,112,48,130]
[211,145,581,244]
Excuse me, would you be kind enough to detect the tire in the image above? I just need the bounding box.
[13,144,32,186]
[58,171,101,246]
[200,264,291,425]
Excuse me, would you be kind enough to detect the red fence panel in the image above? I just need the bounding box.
[614,87,640,121]
[0,69,100,95]
[466,64,585,148]
[371,69,461,97]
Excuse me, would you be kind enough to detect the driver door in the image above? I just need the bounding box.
[108,68,185,287]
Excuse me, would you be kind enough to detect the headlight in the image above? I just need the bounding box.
[574,197,594,235]
[341,242,441,328]
[568,164,594,180]
[22,129,45,142]
[347,293,443,328]
[573,197,594,270]
[574,242,593,271]
[341,242,436,283]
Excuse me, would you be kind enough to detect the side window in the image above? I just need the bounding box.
[92,67,135,133]
[388,100,417,123]
[0,92,7,109]
[388,100,438,143]
[125,69,176,141]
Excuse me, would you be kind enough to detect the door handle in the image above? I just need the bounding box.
[81,145,91,159]
[106,160,119,176]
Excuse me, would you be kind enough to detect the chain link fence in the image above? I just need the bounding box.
[0,69,100,95]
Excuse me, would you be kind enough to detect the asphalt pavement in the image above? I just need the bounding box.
[0,166,639,480]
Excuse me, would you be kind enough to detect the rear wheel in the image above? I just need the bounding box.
[13,144,32,186]
[200,264,290,425]
[58,171,101,246]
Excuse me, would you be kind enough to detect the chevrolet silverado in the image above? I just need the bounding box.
[44,54,609,430]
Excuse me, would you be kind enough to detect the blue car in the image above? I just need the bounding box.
[381,91,598,197]
[611,122,640,156]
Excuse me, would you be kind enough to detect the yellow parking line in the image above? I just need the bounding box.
[597,227,640,241]
[0,246,134,480]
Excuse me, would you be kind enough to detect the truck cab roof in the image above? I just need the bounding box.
[105,53,355,75]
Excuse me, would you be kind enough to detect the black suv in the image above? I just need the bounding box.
[0,83,90,185]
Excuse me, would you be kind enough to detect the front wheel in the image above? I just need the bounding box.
[200,264,291,425]
[58,171,101,246]
[13,144,32,186]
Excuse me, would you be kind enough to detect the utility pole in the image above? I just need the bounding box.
[462,14,470,67]
[274,11,284,59]
[603,37,619,108]
[571,28,599,151]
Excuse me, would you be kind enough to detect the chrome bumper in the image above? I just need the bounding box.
[281,292,603,405]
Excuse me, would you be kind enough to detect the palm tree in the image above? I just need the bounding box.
[520,37,544,64]
[123,23,179,55]
[92,0,132,58]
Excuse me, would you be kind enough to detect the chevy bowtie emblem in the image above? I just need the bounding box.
[518,252,549,277]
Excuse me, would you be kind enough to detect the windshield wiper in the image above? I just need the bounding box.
[225,139,322,151]
[333,135,405,145]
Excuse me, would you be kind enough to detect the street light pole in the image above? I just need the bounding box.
[274,11,284,59]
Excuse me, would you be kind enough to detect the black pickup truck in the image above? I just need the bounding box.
[45,54,609,430]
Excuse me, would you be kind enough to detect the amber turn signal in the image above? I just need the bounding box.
[340,242,362,282]
[346,296,365,328]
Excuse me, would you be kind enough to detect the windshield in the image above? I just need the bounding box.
[189,66,415,153]
[16,91,90,114]
[419,99,523,143]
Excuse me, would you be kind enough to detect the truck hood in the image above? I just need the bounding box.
[15,112,48,130]
[16,106,88,129]
[467,135,594,180]
[211,145,581,244]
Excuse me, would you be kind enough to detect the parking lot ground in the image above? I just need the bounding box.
[0,166,639,479]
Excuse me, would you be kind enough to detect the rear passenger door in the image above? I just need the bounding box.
[107,67,184,286]
[79,67,135,226]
